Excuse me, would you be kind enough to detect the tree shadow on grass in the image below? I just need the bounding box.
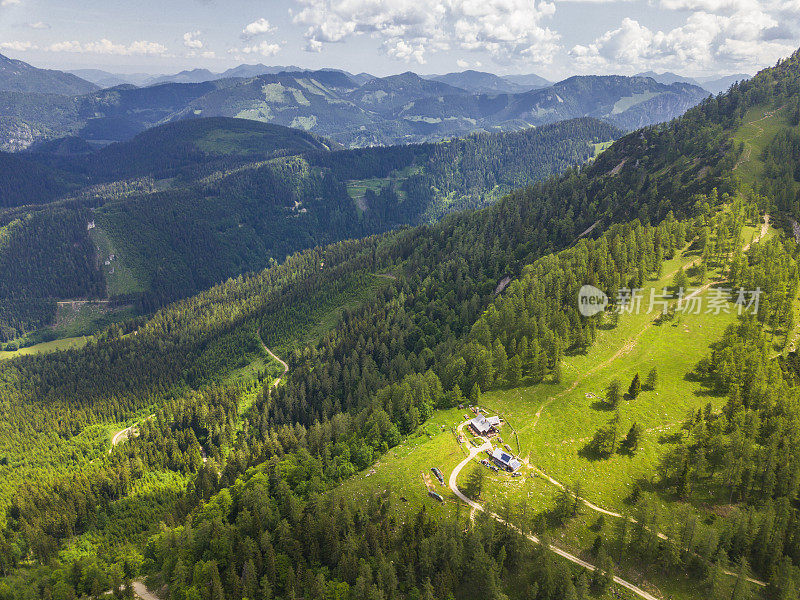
[591,400,615,411]
[578,443,612,462]
[658,431,683,444]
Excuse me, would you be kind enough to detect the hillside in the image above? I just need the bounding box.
[402,75,709,131]
[0,118,336,208]
[2,40,800,600]
[1,44,794,600]
[0,68,707,150]
[636,70,752,95]
[0,117,620,343]
[429,70,535,94]
[0,53,98,95]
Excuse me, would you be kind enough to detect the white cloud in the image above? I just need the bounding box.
[240,40,281,56]
[0,40,35,51]
[45,38,168,56]
[27,21,49,29]
[456,58,469,68]
[571,0,796,75]
[291,0,560,64]
[660,0,760,14]
[183,31,203,50]
[1,0,22,6]
[242,18,275,37]
[116,40,168,55]
[385,39,426,64]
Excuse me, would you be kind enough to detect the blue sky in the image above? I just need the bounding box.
[1,0,798,79]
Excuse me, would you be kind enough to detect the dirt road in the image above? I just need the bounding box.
[448,429,661,600]
[109,414,154,453]
[257,330,288,388]
[133,581,161,600]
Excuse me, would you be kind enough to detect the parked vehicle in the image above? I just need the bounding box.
[431,467,444,485]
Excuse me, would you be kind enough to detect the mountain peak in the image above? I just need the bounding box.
[0,52,98,95]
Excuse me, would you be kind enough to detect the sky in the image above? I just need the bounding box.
[0,0,799,80]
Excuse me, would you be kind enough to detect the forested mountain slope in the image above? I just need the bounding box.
[0,53,98,95]
[0,42,782,600]
[0,117,620,343]
[429,69,539,94]
[4,43,800,600]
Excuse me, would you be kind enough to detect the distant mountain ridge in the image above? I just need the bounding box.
[0,54,97,95]
[635,70,752,95]
[1,54,709,150]
[428,70,544,94]
[398,74,709,132]
[70,64,323,88]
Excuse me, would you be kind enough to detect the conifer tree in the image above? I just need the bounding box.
[606,378,621,407]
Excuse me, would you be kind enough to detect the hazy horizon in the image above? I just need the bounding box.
[0,0,796,80]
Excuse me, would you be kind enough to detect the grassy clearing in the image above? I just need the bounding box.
[730,104,789,188]
[481,248,742,512]
[223,272,392,414]
[0,336,89,360]
[592,141,614,158]
[346,177,391,200]
[89,224,145,296]
[611,92,660,115]
[346,166,418,205]
[338,408,467,522]
[53,302,135,338]
[267,273,392,356]
[335,223,778,599]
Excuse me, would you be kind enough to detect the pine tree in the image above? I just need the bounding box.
[552,360,562,384]
[674,267,689,292]
[606,378,621,407]
[730,557,752,600]
[592,545,614,593]
[705,556,727,600]
[770,556,799,600]
[506,356,522,386]
[464,464,485,500]
[622,423,643,454]
[470,383,482,404]
[575,571,589,600]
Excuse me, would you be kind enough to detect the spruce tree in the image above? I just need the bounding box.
[606,378,621,407]
[622,423,643,454]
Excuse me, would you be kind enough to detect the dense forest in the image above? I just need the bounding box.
[4,45,800,600]
[0,117,619,341]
